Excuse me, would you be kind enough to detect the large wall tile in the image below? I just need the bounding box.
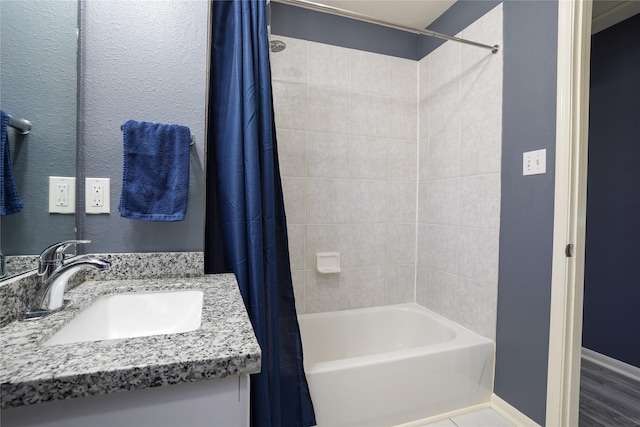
[305,269,348,313]
[388,139,417,182]
[306,131,349,178]
[343,223,387,267]
[349,180,388,223]
[419,138,430,181]
[460,117,502,176]
[291,269,305,314]
[308,86,350,134]
[306,178,349,224]
[282,177,306,224]
[351,49,389,96]
[429,41,461,96]
[455,276,497,340]
[272,81,308,130]
[457,228,499,285]
[429,130,460,180]
[419,56,430,101]
[424,268,457,319]
[427,179,459,226]
[429,84,460,138]
[305,224,345,270]
[308,41,350,90]
[277,129,306,177]
[270,35,308,84]
[390,56,417,100]
[386,264,415,305]
[347,266,386,309]
[387,223,417,265]
[419,98,430,141]
[351,93,390,137]
[287,223,306,270]
[387,181,417,224]
[459,174,501,229]
[389,98,418,141]
[349,135,387,180]
[460,75,502,128]
[424,225,457,274]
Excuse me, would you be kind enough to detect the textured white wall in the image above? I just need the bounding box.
[79,0,208,253]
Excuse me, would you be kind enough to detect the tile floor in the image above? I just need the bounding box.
[420,408,516,427]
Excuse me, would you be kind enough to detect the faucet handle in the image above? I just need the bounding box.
[38,240,91,276]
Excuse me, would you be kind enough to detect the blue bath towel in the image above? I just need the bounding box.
[118,120,191,221]
[0,110,24,216]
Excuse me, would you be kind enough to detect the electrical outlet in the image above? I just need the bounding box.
[85,178,110,214]
[523,149,546,176]
[48,177,75,214]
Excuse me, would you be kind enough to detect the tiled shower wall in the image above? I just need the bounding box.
[417,5,503,340]
[271,37,418,314]
[272,4,503,340]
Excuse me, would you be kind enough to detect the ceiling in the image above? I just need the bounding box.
[316,0,456,30]
[309,0,640,33]
[592,0,640,33]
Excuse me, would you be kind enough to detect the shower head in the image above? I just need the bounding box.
[270,40,286,53]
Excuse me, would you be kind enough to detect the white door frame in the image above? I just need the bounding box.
[546,1,592,426]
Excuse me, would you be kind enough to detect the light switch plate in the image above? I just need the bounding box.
[48,177,76,214]
[523,149,546,176]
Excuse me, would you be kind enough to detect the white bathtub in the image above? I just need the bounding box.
[298,303,494,427]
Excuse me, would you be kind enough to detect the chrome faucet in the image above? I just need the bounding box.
[25,240,110,319]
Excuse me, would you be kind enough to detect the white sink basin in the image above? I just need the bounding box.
[43,290,204,346]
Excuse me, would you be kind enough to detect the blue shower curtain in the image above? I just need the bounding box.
[206,1,316,426]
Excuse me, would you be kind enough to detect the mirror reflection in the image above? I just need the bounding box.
[1,0,78,279]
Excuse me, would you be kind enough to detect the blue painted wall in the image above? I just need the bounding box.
[495,2,558,424]
[582,12,640,369]
[272,2,559,423]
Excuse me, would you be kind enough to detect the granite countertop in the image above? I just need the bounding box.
[0,274,261,408]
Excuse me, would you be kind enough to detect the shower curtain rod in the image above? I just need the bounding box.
[272,0,499,54]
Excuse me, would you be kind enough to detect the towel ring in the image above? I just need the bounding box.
[120,125,195,146]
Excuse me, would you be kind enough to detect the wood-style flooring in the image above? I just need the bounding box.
[579,358,640,427]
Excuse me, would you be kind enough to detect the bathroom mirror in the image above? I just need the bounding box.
[0,0,79,280]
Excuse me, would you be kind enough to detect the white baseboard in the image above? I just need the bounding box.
[491,394,540,427]
[582,347,640,382]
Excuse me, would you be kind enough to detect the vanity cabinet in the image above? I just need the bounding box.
[1,375,250,427]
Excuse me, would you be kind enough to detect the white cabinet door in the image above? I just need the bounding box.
[1,375,250,427]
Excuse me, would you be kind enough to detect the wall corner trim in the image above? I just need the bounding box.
[491,394,541,427]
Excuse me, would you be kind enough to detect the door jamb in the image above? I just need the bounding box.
[546,1,592,426]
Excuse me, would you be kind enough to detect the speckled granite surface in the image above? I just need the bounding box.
[0,274,261,408]
[0,252,204,327]
[86,252,204,281]
[3,255,38,279]
[0,273,40,328]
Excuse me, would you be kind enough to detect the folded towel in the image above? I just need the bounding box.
[1,110,24,216]
[118,120,191,221]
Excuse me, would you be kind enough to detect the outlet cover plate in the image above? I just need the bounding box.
[49,177,76,214]
[85,178,110,214]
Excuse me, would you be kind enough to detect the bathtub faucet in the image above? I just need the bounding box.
[25,240,110,319]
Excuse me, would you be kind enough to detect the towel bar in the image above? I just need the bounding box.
[7,114,32,134]
[120,125,194,146]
